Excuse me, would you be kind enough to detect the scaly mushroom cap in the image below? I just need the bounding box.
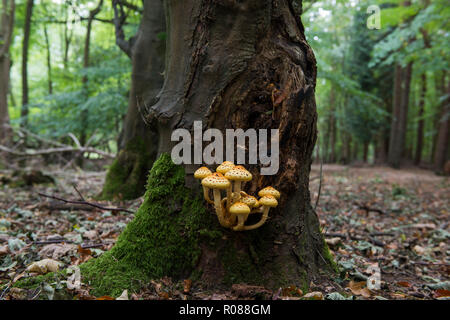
[240,194,259,208]
[225,167,252,181]
[258,186,280,199]
[201,173,231,190]
[216,161,235,174]
[259,195,278,207]
[194,167,212,179]
[229,202,251,215]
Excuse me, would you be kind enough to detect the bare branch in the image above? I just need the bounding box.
[38,192,133,213]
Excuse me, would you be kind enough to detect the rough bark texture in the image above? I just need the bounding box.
[101,0,165,200]
[0,0,14,145]
[81,0,335,296]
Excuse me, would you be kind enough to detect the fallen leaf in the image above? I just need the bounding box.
[183,279,192,294]
[97,296,115,300]
[435,289,450,298]
[397,281,412,288]
[117,289,128,300]
[26,259,61,274]
[348,281,371,298]
[302,291,323,300]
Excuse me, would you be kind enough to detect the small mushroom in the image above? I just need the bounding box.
[229,202,251,231]
[243,195,278,231]
[194,167,213,204]
[216,161,235,174]
[201,173,231,227]
[258,186,280,199]
[216,161,235,210]
[225,166,252,200]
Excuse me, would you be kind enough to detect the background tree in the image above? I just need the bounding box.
[0,0,15,145]
[100,0,165,200]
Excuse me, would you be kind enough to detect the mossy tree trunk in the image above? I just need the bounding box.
[83,0,335,297]
[101,0,165,200]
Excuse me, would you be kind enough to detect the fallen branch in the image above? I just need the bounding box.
[324,232,386,247]
[0,144,114,158]
[38,192,133,213]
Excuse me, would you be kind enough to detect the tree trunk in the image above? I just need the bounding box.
[82,0,335,297]
[363,141,369,163]
[434,80,450,173]
[0,0,14,146]
[77,0,103,167]
[415,73,426,165]
[388,62,412,168]
[43,23,53,95]
[20,0,33,129]
[101,0,165,200]
[0,0,14,149]
[328,84,336,163]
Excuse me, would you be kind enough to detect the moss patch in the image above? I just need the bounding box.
[81,153,215,297]
[100,137,153,200]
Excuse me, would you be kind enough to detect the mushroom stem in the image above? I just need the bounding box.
[232,213,249,231]
[213,189,229,227]
[226,185,232,210]
[242,206,270,231]
[203,186,214,204]
[233,181,242,198]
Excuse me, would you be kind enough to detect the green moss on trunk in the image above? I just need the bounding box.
[100,138,153,200]
[82,153,216,296]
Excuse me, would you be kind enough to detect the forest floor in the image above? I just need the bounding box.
[0,163,448,300]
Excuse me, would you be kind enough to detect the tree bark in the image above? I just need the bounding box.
[388,62,412,168]
[415,73,426,165]
[78,0,103,167]
[101,0,165,200]
[327,84,336,163]
[43,23,53,95]
[0,0,14,145]
[82,0,335,296]
[20,0,33,129]
[434,80,450,173]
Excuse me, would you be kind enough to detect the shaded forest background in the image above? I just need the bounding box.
[0,0,449,174]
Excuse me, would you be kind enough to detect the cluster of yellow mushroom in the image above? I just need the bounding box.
[194,161,280,231]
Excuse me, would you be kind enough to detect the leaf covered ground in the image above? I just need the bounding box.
[0,164,448,300]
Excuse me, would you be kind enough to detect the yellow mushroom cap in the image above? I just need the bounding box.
[216,161,235,174]
[194,167,212,179]
[240,194,259,208]
[229,202,251,215]
[225,167,252,181]
[201,173,231,190]
[258,186,280,199]
[259,195,278,207]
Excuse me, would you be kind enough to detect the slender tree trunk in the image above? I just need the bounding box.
[20,0,33,129]
[43,24,52,95]
[388,62,412,168]
[101,0,165,200]
[415,73,426,165]
[328,84,336,163]
[82,0,334,296]
[363,141,369,163]
[434,80,450,172]
[78,0,103,166]
[0,0,15,145]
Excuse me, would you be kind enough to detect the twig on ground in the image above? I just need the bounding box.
[38,192,133,213]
